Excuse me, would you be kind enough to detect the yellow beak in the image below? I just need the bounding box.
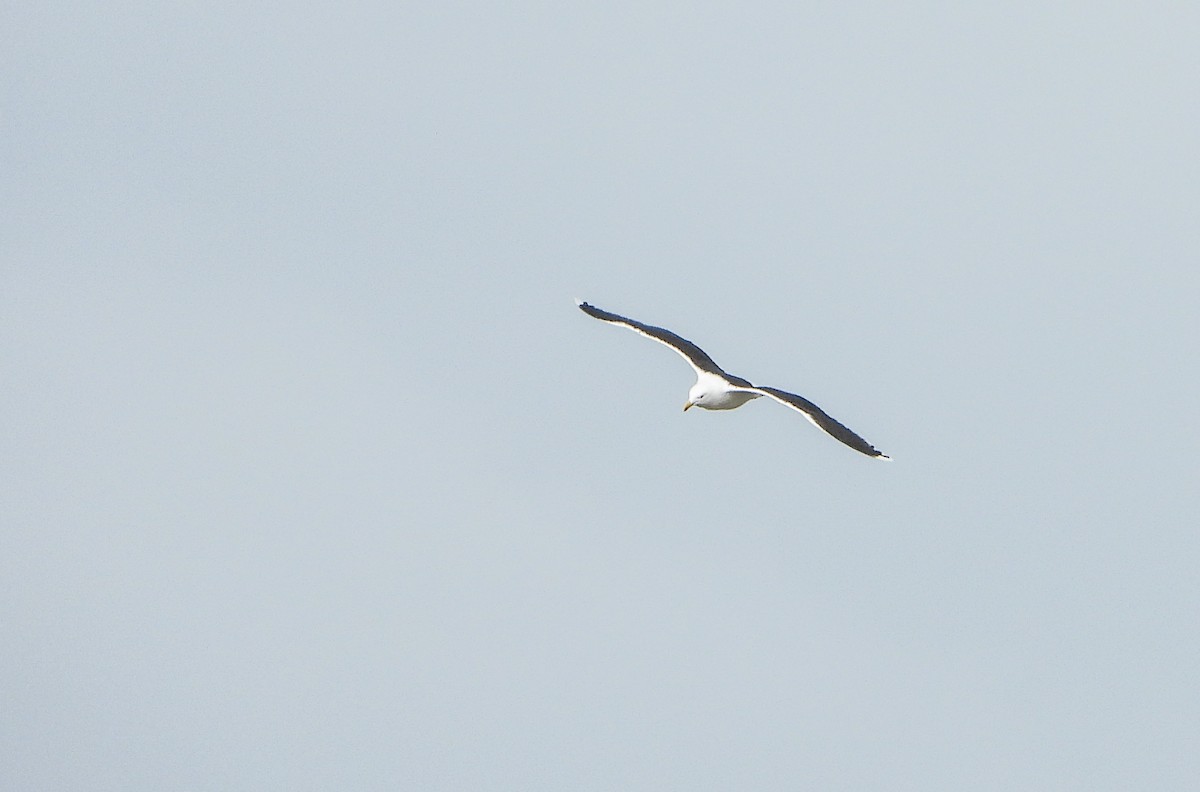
[683,401,694,411]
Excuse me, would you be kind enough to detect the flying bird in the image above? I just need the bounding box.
[577,300,890,459]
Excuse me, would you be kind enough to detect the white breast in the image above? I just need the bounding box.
[698,388,759,410]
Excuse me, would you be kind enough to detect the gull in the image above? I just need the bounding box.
[577,300,890,459]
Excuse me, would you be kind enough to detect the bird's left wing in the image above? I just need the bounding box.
[731,385,891,459]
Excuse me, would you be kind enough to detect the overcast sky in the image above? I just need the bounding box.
[4,2,1199,790]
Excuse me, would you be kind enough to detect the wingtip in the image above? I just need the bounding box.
[876,453,892,461]
[574,297,586,308]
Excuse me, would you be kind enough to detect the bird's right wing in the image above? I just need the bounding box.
[576,300,746,384]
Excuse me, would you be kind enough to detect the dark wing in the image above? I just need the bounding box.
[735,385,890,459]
[576,300,749,385]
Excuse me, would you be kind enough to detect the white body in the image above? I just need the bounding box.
[687,373,760,410]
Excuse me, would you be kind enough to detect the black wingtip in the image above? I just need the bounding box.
[576,300,605,320]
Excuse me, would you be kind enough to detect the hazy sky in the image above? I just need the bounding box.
[4,2,1198,790]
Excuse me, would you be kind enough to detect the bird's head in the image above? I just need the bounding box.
[684,385,710,411]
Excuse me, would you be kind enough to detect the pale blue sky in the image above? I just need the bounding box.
[4,2,1199,789]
